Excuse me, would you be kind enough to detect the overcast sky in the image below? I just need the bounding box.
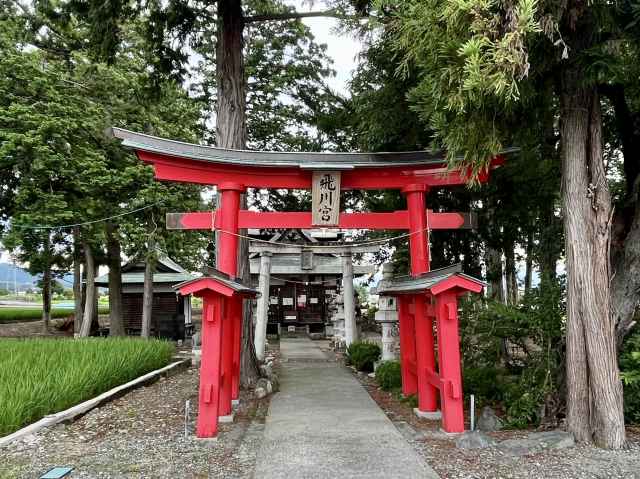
[292,0,362,94]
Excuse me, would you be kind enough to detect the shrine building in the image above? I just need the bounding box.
[248,229,374,336]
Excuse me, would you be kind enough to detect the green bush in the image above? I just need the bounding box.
[376,360,402,391]
[621,330,640,424]
[0,337,174,435]
[346,340,381,372]
[459,278,565,428]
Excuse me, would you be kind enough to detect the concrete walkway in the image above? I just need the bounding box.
[254,338,438,479]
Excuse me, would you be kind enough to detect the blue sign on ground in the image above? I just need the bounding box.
[39,467,74,478]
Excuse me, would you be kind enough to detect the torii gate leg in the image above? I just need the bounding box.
[435,291,464,432]
[398,296,417,396]
[212,183,243,425]
[414,294,439,415]
[254,251,272,361]
[341,251,357,346]
[197,293,223,437]
[403,184,439,413]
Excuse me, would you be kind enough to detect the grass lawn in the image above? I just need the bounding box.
[0,306,109,323]
[0,337,175,436]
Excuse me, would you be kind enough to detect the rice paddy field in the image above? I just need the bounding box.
[0,337,175,436]
[0,306,109,323]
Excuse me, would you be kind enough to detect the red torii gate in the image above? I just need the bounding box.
[111,127,506,437]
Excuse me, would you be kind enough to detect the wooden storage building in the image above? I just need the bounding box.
[95,255,194,340]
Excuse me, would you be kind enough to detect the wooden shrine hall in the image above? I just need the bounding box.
[110,127,509,438]
[248,229,376,339]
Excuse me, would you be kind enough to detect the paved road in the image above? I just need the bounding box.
[254,338,438,479]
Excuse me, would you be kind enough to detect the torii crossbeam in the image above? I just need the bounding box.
[110,127,508,438]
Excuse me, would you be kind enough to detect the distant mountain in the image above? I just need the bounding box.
[0,263,74,291]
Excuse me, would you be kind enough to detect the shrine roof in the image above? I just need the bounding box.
[249,253,375,276]
[377,264,485,295]
[174,270,258,297]
[110,127,518,170]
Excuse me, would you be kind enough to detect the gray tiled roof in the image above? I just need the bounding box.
[111,127,519,169]
[249,253,374,275]
[376,264,485,295]
[95,272,195,286]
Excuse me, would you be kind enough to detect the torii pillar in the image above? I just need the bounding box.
[214,182,244,414]
[402,184,439,416]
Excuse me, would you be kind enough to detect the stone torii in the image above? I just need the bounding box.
[249,242,380,360]
[110,127,508,437]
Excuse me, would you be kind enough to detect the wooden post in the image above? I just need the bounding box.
[341,251,357,346]
[414,294,439,414]
[231,296,242,401]
[218,308,234,418]
[435,291,464,433]
[254,251,272,361]
[398,296,418,396]
[197,294,223,438]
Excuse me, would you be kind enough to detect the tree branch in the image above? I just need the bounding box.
[245,10,368,24]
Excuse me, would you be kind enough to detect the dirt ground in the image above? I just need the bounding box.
[356,371,640,479]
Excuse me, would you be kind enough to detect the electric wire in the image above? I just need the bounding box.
[8,201,164,230]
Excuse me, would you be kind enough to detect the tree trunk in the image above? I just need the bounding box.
[524,230,533,295]
[216,0,247,150]
[561,67,625,448]
[79,241,96,337]
[538,199,559,284]
[603,84,640,346]
[73,226,83,335]
[217,0,260,386]
[105,222,125,336]
[141,243,156,338]
[484,203,504,302]
[504,240,518,304]
[41,232,52,332]
[611,205,640,346]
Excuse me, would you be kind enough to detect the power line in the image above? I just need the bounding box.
[9,201,164,231]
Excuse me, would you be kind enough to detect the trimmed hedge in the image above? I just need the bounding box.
[346,340,381,372]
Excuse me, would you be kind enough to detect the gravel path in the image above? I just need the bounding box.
[1,367,268,479]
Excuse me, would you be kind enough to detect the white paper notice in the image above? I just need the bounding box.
[282,297,294,306]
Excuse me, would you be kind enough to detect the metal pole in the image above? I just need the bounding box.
[470,394,475,431]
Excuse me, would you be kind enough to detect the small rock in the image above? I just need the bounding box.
[255,387,267,399]
[529,430,575,449]
[455,431,497,449]
[476,406,503,432]
[497,430,574,456]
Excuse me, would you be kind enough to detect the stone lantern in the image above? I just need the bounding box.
[375,263,398,361]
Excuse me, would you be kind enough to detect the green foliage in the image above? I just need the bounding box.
[0,307,109,323]
[0,337,174,435]
[346,340,381,372]
[460,279,565,427]
[375,360,402,391]
[620,330,640,424]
